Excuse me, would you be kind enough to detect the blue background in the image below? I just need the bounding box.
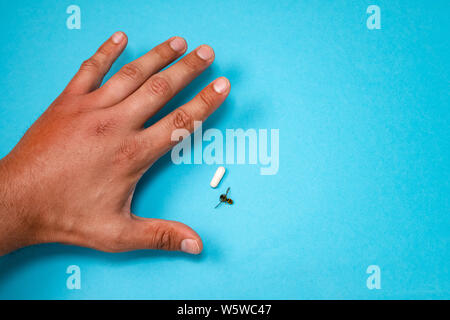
[0,0,449,299]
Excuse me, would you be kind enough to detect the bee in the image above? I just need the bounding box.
[215,187,234,208]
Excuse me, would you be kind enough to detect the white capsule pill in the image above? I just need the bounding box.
[210,166,226,188]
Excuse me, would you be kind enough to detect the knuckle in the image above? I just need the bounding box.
[153,43,173,61]
[153,227,175,250]
[198,90,216,109]
[181,55,201,72]
[115,137,143,164]
[96,44,112,58]
[171,109,193,130]
[96,227,128,253]
[80,57,102,71]
[145,76,172,97]
[119,63,144,82]
[92,118,117,136]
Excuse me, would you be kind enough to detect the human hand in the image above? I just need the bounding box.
[0,32,230,255]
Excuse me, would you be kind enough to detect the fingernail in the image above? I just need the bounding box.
[213,77,230,94]
[170,37,186,52]
[181,239,201,255]
[111,31,124,44]
[196,45,213,60]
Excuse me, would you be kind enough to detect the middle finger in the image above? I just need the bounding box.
[92,36,187,106]
[116,45,215,128]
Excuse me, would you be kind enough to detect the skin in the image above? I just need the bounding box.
[0,32,230,256]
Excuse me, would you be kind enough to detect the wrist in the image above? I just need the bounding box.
[0,156,45,255]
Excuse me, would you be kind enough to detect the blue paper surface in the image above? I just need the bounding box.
[0,0,448,299]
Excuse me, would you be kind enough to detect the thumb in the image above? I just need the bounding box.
[123,216,203,254]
